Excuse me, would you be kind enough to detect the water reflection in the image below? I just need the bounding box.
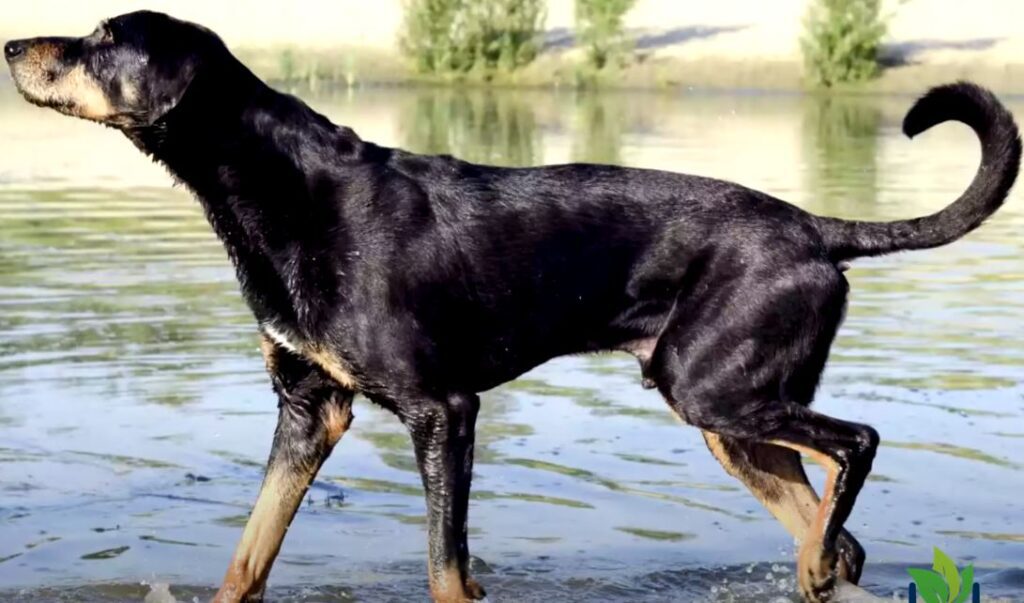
[802,93,882,215]
[396,88,654,168]
[0,82,1021,602]
[399,89,541,167]
[0,188,252,408]
[571,92,629,165]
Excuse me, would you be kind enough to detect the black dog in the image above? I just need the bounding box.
[5,11,1019,603]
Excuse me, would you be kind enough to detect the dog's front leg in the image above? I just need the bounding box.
[213,338,355,603]
[404,392,485,603]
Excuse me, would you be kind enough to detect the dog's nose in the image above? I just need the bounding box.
[4,40,26,62]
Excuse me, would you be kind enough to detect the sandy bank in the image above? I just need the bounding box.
[3,1,1024,92]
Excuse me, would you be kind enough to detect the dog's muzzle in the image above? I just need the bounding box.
[4,40,28,63]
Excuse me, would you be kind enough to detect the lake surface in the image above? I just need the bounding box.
[0,82,1022,602]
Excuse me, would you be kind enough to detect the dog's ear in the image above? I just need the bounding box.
[109,11,222,126]
[139,56,199,124]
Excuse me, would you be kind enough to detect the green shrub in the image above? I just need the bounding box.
[574,0,637,70]
[400,0,545,74]
[465,0,545,71]
[801,0,887,87]
[400,0,466,73]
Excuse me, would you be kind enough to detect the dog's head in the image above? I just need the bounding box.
[4,11,219,127]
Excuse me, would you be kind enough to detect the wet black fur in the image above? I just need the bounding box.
[6,11,1020,601]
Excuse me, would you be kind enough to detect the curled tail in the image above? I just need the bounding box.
[817,82,1021,261]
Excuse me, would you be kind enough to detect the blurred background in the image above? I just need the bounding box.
[0,1,1022,602]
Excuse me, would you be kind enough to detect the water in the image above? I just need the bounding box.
[0,83,1022,602]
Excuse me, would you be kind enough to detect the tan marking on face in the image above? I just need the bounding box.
[21,41,59,68]
[61,64,113,119]
[9,42,113,121]
[119,78,139,104]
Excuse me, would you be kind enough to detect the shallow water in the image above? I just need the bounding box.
[0,82,1022,602]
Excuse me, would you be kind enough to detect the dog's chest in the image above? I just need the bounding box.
[261,323,359,391]
[263,323,302,354]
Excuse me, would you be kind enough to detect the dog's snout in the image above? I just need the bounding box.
[4,40,27,62]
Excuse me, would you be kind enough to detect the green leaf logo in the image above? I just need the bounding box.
[908,568,948,603]
[907,547,976,603]
[933,548,961,602]
[954,564,975,603]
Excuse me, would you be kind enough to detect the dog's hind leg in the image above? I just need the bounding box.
[213,337,354,603]
[402,392,485,603]
[701,432,865,583]
[668,405,876,603]
[759,412,877,602]
[650,262,877,602]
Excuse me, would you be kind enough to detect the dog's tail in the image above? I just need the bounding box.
[817,82,1021,262]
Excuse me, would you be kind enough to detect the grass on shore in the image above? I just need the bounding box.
[234,45,1024,94]
[235,45,804,91]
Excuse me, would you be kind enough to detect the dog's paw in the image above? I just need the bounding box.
[800,572,837,603]
[798,541,839,603]
[836,531,865,585]
[465,577,487,600]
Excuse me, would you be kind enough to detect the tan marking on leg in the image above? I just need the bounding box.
[258,335,278,374]
[704,432,819,539]
[464,577,485,600]
[215,395,353,602]
[769,440,841,600]
[704,431,863,584]
[429,563,474,603]
[214,466,313,602]
[770,441,840,537]
[258,326,359,391]
[322,394,354,447]
[305,346,359,390]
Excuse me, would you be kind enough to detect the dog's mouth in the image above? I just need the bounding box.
[9,62,115,122]
[7,42,57,104]
[9,64,59,108]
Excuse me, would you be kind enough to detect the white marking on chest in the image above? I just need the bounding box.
[262,324,301,353]
[260,323,360,390]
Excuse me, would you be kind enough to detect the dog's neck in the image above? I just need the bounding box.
[125,58,365,197]
[123,59,366,335]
